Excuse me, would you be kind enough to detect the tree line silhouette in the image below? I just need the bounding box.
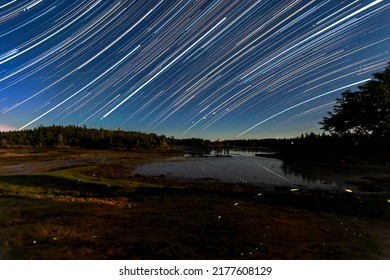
[1,63,389,164]
[0,125,172,149]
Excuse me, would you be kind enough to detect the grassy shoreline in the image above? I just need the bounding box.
[0,147,389,259]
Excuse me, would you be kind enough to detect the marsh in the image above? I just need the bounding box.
[0,147,389,259]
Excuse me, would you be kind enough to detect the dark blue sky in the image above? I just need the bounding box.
[1,0,389,139]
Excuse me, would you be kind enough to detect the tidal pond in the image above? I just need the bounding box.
[134,148,390,195]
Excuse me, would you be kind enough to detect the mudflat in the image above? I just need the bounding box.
[0,147,389,259]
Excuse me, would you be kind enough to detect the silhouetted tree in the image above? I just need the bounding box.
[320,62,390,137]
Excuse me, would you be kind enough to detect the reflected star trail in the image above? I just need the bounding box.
[1,0,389,139]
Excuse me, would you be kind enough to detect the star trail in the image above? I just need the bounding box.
[1,0,389,139]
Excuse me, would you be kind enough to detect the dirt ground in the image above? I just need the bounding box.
[0,147,389,259]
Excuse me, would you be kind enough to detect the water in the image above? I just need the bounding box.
[134,148,390,194]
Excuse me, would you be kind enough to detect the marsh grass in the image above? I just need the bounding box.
[0,148,389,259]
[1,190,389,260]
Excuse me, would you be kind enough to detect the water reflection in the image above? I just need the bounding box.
[280,160,389,193]
[280,161,336,186]
[180,147,277,158]
[134,148,389,194]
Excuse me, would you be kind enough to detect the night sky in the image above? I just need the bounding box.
[1,0,389,139]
